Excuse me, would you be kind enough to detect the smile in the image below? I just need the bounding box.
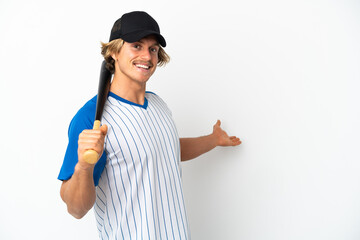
[135,64,151,70]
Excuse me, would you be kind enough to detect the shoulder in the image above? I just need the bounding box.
[145,90,157,96]
[77,95,97,117]
[145,91,165,102]
[145,91,172,115]
[68,95,97,134]
[145,91,167,105]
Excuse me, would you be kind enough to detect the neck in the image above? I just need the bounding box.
[110,72,146,105]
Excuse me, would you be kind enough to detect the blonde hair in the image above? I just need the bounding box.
[101,38,170,73]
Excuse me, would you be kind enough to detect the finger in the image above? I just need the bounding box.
[100,124,108,135]
[81,129,103,135]
[78,137,102,148]
[229,136,241,144]
[79,131,104,142]
[79,129,106,145]
[233,138,242,145]
[214,120,221,129]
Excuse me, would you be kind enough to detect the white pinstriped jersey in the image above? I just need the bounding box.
[94,92,190,239]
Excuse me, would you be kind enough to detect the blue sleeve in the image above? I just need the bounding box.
[57,96,107,186]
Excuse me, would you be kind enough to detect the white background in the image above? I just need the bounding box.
[1,0,359,239]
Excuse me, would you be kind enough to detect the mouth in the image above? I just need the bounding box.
[134,63,152,70]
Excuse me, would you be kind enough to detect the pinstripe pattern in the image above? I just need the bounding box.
[94,92,190,239]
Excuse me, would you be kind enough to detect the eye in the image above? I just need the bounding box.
[150,47,159,53]
[133,44,141,49]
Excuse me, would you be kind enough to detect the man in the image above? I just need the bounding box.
[58,11,241,239]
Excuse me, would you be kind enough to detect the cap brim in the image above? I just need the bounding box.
[122,30,167,47]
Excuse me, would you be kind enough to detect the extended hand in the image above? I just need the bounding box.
[212,120,241,147]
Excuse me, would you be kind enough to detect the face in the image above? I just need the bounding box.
[112,35,160,86]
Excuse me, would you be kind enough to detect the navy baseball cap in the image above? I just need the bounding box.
[109,11,166,47]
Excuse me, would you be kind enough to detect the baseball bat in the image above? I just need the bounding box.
[83,60,112,164]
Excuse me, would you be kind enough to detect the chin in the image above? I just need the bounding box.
[134,77,150,85]
[137,74,153,82]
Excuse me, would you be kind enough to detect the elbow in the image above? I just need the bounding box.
[68,207,88,219]
[59,179,95,219]
[60,186,90,219]
[68,208,87,219]
[64,198,93,219]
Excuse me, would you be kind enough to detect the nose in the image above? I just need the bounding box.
[140,49,152,61]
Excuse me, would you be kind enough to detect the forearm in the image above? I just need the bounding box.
[180,134,217,161]
[60,163,96,219]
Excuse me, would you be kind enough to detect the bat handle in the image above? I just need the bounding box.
[83,120,101,164]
